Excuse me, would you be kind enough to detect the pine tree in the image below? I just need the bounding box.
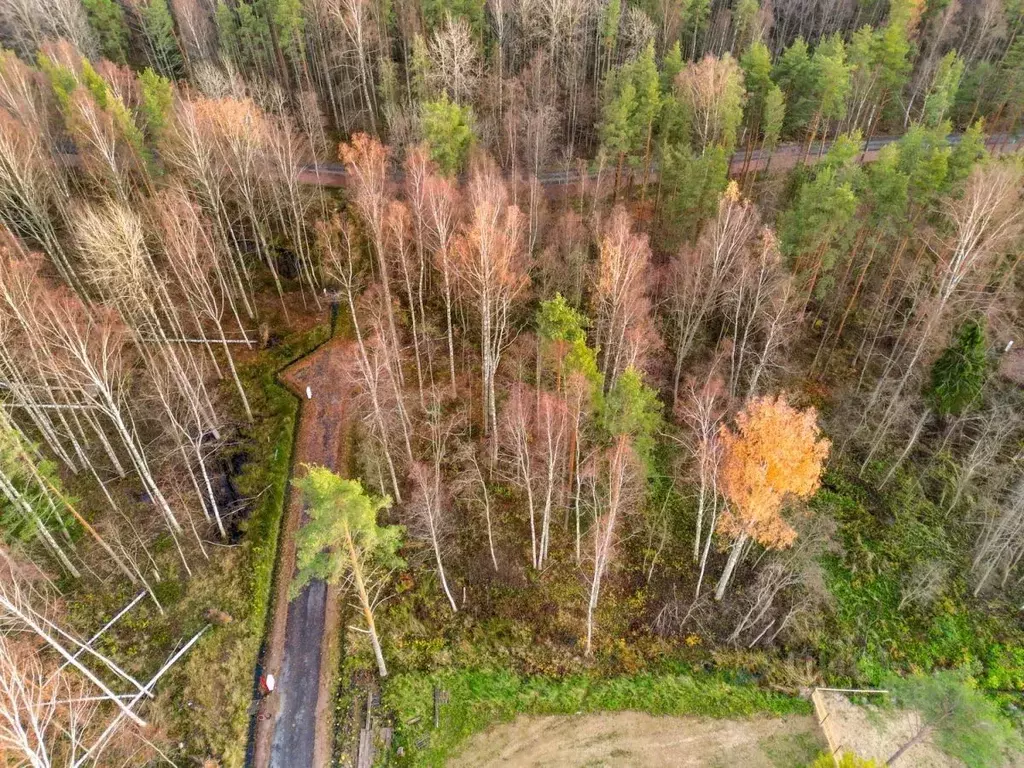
[760,84,785,154]
[537,294,593,387]
[602,367,662,472]
[538,294,587,349]
[661,40,683,92]
[82,0,130,63]
[741,41,773,123]
[293,466,404,677]
[410,34,431,101]
[270,0,306,70]
[141,0,184,77]
[806,34,851,156]
[659,143,729,239]
[868,0,916,129]
[633,44,662,196]
[953,61,997,127]
[601,0,622,69]
[0,419,74,558]
[883,669,1020,767]
[683,0,711,59]
[600,68,639,196]
[946,119,987,188]
[657,43,690,148]
[421,93,475,176]
[423,0,486,36]
[996,33,1024,134]
[741,40,773,174]
[896,122,952,208]
[139,68,173,140]
[780,135,861,302]
[774,37,818,136]
[732,0,760,53]
[928,320,987,418]
[921,51,964,128]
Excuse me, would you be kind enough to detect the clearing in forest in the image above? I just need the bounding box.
[448,711,824,767]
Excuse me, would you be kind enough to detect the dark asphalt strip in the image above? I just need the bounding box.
[270,579,328,767]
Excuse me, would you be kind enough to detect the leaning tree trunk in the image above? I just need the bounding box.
[886,724,932,766]
[715,531,749,601]
[344,521,388,678]
[880,409,931,488]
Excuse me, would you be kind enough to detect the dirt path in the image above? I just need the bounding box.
[449,712,824,768]
[251,335,354,768]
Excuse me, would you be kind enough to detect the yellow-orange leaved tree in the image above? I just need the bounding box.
[714,394,830,600]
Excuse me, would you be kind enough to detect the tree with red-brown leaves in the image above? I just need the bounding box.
[451,154,530,460]
[154,186,253,421]
[423,165,461,393]
[161,95,257,320]
[592,205,656,385]
[499,383,569,569]
[318,214,409,503]
[340,133,404,387]
[668,182,760,406]
[407,390,463,611]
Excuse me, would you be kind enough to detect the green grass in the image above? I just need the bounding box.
[760,731,824,768]
[382,667,812,766]
[811,466,1024,692]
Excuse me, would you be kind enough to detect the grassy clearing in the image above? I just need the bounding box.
[382,666,812,766]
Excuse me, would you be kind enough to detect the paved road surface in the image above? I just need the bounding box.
[251,335,353,768]
[270,579,327,766]
[296,132,1021,188]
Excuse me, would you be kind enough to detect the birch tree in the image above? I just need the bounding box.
[427,13,481,104]
[669,183,759,404]
[452,155,529,458]
[339,133,403,381]
[582,434,640,655]
[675,370,727,598]
[318,215,407,501]
[423,169,461,393]
[592,206,655,385]
[155,187,253,421]
[407,394,461,611]
[714,393,830,600]
[162,95,257,319]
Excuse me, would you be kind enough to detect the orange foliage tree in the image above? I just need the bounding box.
[714,393,830,600]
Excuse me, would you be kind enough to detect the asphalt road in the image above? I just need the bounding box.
[270,579,326,767]
[296,132,1021,188]
[250,336,354,768]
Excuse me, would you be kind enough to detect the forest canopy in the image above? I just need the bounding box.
[0,0,1022,764]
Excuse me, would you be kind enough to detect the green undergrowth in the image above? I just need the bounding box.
[382,666,812,766]
[811,463,1024,696]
